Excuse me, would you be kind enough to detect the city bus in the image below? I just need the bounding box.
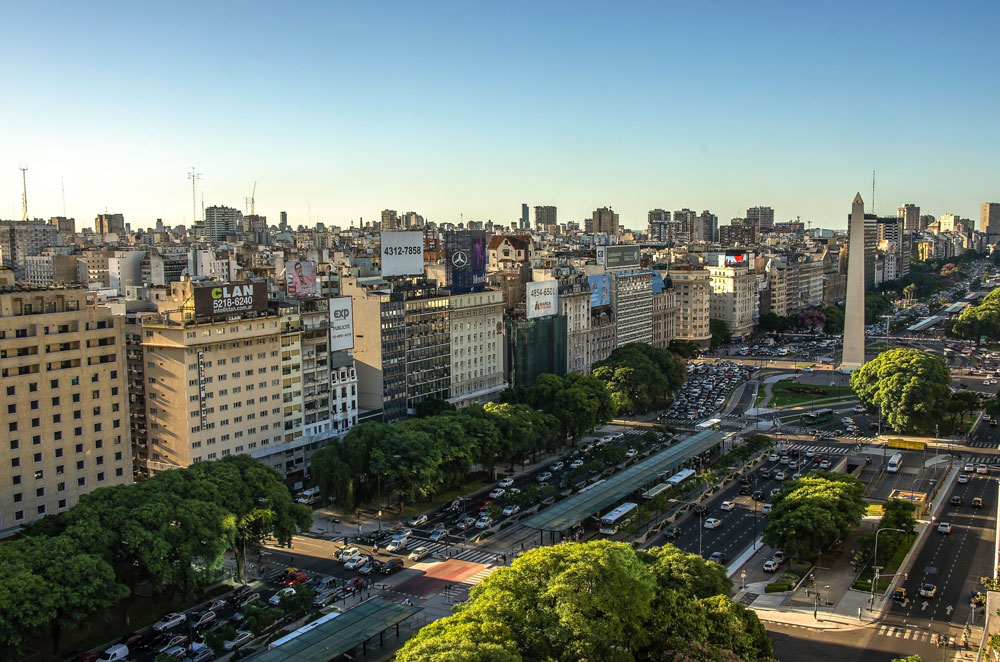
[887,453,903,473]
[599,502,639,535]
[665,468,696,487]
[803,408,834,425]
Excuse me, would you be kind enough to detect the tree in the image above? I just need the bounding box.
[205,624,237,655]
[415,398,456,418]
[762,472,865,559]
[865,292,892,325]
[951,287,1000,340]
[850,349,952,433]
[240,604,282,635]
[822,306,844,334]
[758,313,793,333]
[593,343,685,413]
[640,545,731,598]
[669,339,701,359]
[396,541,773,662]
[280,585,316,616]
[709,319,731,348]
[946,390,980,430]
[891,656,923,662]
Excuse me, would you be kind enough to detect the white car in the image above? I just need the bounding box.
[408,547,430,561]
[768,453,779,462]
[344,555,367,570]
[223,630,253,651]
[938,522,953,534]
[977,464,989,475]
[337,546,360,561]
[964,463,975,472]
[763,560,779,572]
[720,501,735,511]
[489,488,506,499]
[570,459,585,469]
[502,504,520,516]
[269,587,295,606]
[704,518,722,529]
[537,471,553,482]
[818,460,831,469]
[762,503,772,515]
[498,477,514,488]
[152,612,187,632]
[805,449,815,458]
[853,405,865,413]
[475,516,494,529]
[958,474,969,484]
[551,461,565,472]
[625,448,638,458]
[386,538,408,552]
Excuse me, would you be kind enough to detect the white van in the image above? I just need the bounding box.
[296,487,321,505]
[98,644,129,662]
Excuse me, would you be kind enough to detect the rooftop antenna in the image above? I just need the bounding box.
[871,169,875,216]
[61,176,66,217]
[19,165,28,220]
[244,181,257,216]
[187,167,202,224]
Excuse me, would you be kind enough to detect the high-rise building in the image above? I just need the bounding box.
[0,277,132,536]
[708,263,756,339]
[520,204,529,230]
[719,219,756,246]
[381,210,400,230]
[0,221,62,276]
[95,213,125,235]
[938,214,962,233]
[280,211,288,230]
[980,203,1000,237]
[203,206,242,241]
[591,207,619,235]
[700,211,718,242]
[534,205,557,229]
[897,204,920,233]
[667,266,712,348]
[612,270,653,347]
[747,206,774,232]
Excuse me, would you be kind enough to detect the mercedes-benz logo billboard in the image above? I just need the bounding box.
[451,250,469,267]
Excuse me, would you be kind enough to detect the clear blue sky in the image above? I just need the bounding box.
[2,1,998,231]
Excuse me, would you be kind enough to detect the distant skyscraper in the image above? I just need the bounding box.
[534,205,557,229]
[897,204,920,233]
[700,211,718,242]
[591,207,619,235]
[841,193,866,370]
[381,209,400,230]
[746,206,774,232]
[95,213,125,234]
[279,211,288,230]
[980,203,1000,237]
[203,205,242,241]
[520,203,529,230]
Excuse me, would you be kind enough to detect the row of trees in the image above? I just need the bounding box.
[397,540,773,662]
[762,471,866,560]
[850,348,979,434]
[949,286,1000,341]
[1,455,311,656]
[856,500,916,570]
[591,343,686,413]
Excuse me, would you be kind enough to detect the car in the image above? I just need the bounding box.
[409,547,431,561]
[958,474,969,484]
[965,462,975,472]
[805,449,815,458]
[187,649,214,662]
[476,500,493,511]
[162,645,187,659]
[156,635,188,654]
[118,632,147,649]
[190,610,216,628]
[550,461,566,473]
[891,587,907,602]
[787,460,798,469]
[938,522,953,534]
[406,514,429,527]
[223,630,253,651]
[625,448,638,458]
[772,551,785,564]
[762,503,772,515]
[537,471,553,482]
[663,525,680,538]
[738,486,753,496]
[498,477,514,488]
[237,592,260,608]
[570,459,585,469]
[488,487,506,499]
[768,453,779,462]
[429,527,449,542]
[779,456,790,465]
[763,560,779,572]
[720,501,735,511]
[693,503,709,514]
[977,464,990,474]
[759,469,771,479]
[775,471,788,481]
[396,528,414,538]
[313,589,338,607]
[457,516,477,530]
[919,583,937,598]
[853,405,865,412]
[818,460,831,469]
[704,518,722,529]
[613,432,625,440]
[381,559,404,574]
[951,495,963,506]
[708,551,727,564]
[95,644,129,662]
[386,538,408,553]
[769,488,781,497]
[208,597,229,612]
[152,612,187,632]
[475,516,494,529]
[502,504,520,516]
[973,497,984,508]
[336,546,360,561]
[358,561,375,575]
[739,475,751,484]
[344,577,365,592]
[286,570,310,587]
[752,490,763,501]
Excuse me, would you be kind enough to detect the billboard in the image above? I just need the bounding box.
[380,231,425,277]
[724,251,748,267]
[596,245,606,265]
[193,281,267,318]
[328,296,354,352]
[588,274,611,307]
[445,230,487,293]
[604,245,641,269]
[526,279,558,319]
[285,260,317,297]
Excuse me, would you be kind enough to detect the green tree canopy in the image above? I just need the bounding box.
[762,472,866,559]
[396,541,772,662]
[592,343,685,413]
[709,319,732,348]
[951,287,1000,340]
[850,349,952,433]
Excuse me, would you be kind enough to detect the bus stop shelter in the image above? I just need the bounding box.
[518,429,729,543]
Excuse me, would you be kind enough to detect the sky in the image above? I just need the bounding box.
[2,1,998,231]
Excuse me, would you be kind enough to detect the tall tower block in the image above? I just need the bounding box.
[841,193,866,370]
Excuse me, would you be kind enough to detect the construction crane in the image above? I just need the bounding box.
[244,181,257,216]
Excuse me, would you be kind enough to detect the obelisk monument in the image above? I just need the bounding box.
[841,193,866,370]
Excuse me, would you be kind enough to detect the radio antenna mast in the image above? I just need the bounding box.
[188,167,202,224]
[20,165,28,220]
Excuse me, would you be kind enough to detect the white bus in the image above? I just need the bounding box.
[599,502,639,535]
[666,468,696,487]
[887,453,903,473]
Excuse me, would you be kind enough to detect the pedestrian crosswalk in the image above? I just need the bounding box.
[410,539,502,565]
[967,439,1000,449]
[784,444,847,455]
[874,624,939,643]
[965,454,1000,464]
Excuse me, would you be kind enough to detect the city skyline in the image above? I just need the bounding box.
[2,1,998,230]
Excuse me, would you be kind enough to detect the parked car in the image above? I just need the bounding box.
[570,459,585,469]
[550,461,565,472]
[772,551,785,564]
[237,592,260,608]
[763,560,779,572]
[95,645,129,662]
[187,648,214,662]
[223,630,253,651]
[156,635,188,654]
[409,547,430,561]
[152,612,187,632]
[190,610,216,628]
[502,504,520,516]
[537,471,553,482]
[489,488,506,499]
[498,477,514,488]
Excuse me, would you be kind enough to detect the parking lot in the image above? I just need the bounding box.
[660,361,753,424]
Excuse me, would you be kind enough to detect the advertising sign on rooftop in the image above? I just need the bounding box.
[526,279,558,319]
[380,231,425,277]
[193,281,267,318]
[604,245,640,269]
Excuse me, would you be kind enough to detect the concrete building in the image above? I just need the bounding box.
[765,259,788,317]
[80,248,112,287]
[898,204,920,234]
[381,210,400,230]
[747,206,774,232]
[49,216,76,243]
[590,207,619,235]
[203,206,242,241]
[719,219,756,247]
[700,211,719,242]
[108,250,146,295]
[651,279,679,349]
[708,263,756,339]
[23,254,79,286]
[0,278,132,536]
[448,290,506,408]
[612,271,653,347]
[667,266,712,348]
[981,203,1000,238]
[95,213,125,235]
[560,283,592,374]
[0,221,62,276]
[534,206,557,230]
[487,235,534,272]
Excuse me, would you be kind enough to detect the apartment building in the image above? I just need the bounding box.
[708,264,756,339]
[651,285,679,349]
[612,271,653,347]
[667,266,712,348]
[448,290,506,407]
[0,274,132,536]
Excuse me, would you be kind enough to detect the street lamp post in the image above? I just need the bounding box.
[740,569,747,591]
[871,527,904,608]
